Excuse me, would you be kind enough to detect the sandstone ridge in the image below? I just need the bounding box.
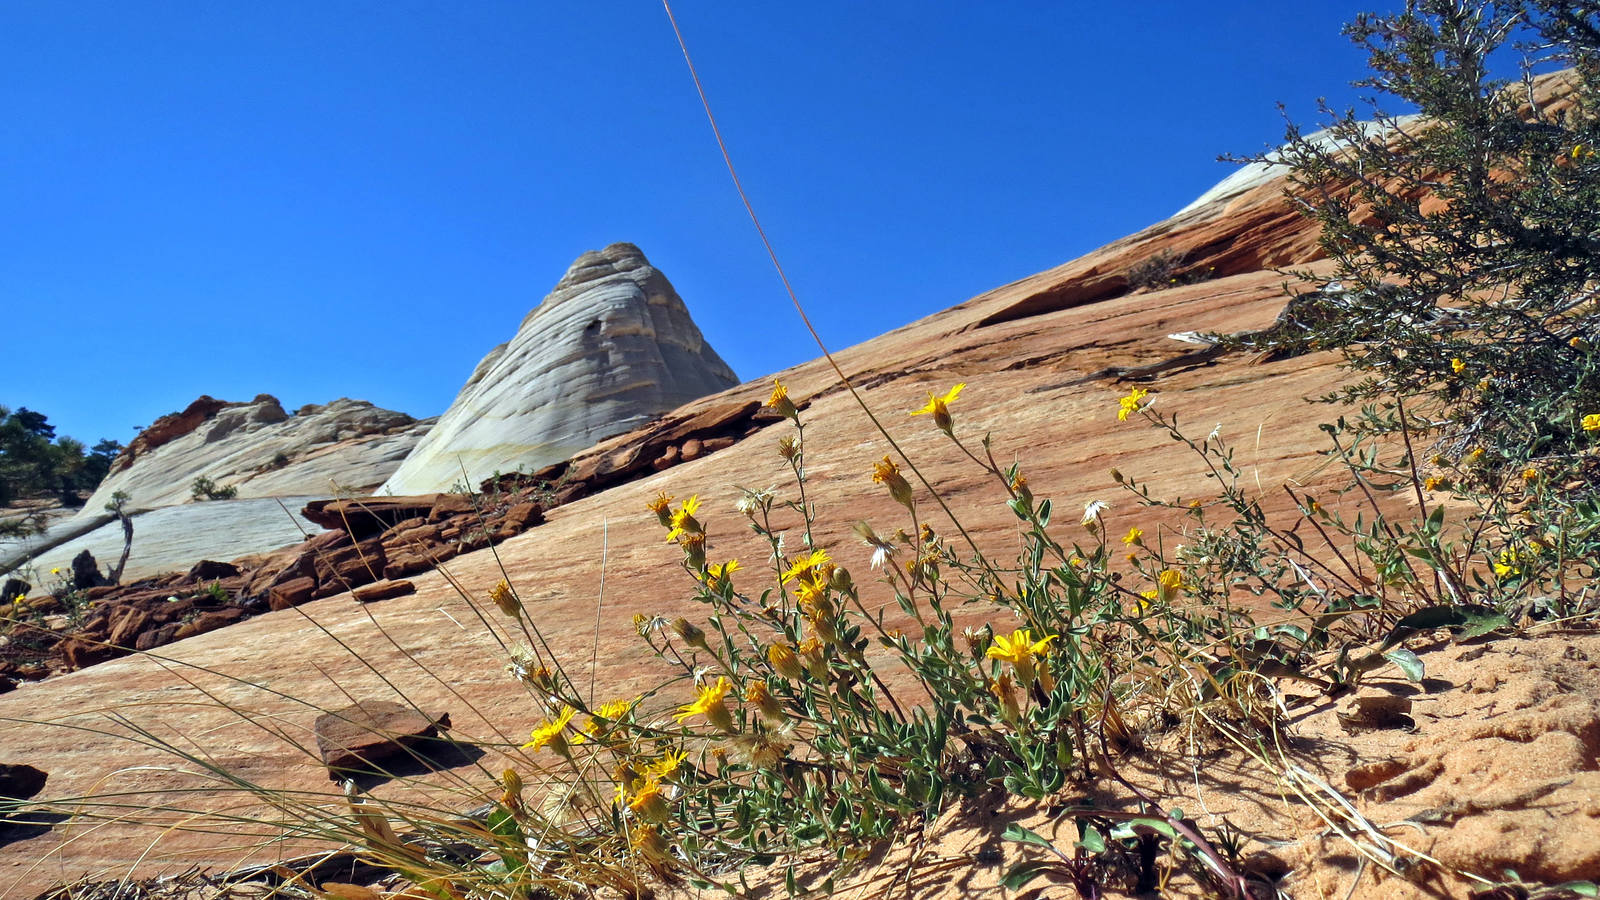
[378,243,739,495]
[84,394,431,516]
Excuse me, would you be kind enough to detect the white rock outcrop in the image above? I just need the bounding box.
[378,243,739,495]
[81,396,431,515]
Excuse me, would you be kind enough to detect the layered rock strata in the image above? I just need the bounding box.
[378,243,739,495]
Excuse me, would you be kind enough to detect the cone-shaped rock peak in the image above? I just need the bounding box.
[378,243,739,495]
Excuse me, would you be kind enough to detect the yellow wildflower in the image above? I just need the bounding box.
[623,775,671,823]
[1451,357,1466,373]
[768,643,805,680]
[1521,468,1540,484]
[704,559,741,589]
[1466,447,1486,465]
[798,636,828,678]
[986,628,1056,687]
[664,495,702,542]
[523,705,577,755]
[911,383,965,434]
[1122,526,1144,546]
[1117,387,1149,422]
[629,823,672,862]
[745,679,785,721]
[646,491,674,526]
[674,676,734,732]
[488,579,520,618]
[1156,569,1183,604]
[872,455,915,509]
[766,379,799,420]
[645,749,688,780]
[50,567,60,576]
[580,697,633,741]
[781,548,833,584]
[1423,476,1443,491]
[1583,413,1600,432]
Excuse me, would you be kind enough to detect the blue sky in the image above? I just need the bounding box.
[3,2,1391,445]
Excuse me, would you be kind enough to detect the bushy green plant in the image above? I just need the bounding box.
[189,475,237,502]
[1240,0,1600,473]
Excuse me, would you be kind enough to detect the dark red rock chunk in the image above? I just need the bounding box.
[313,701,450,774]
[302,495,445,539]
[352,580,416,604]
[0,763,48,821]
[267,576,317,611]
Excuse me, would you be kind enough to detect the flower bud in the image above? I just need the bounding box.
[829,566,853,593]
[768,643,806,680]
[990,674,1021,725]
[766,379,799,421]
[745,679,785,722]
[872,456,915,510]
[500,768,524,807]
[669,617,708,650]
[488,579,521,619]
[963,624,993,660]
[630,823,672,862]
[680,532,707,571]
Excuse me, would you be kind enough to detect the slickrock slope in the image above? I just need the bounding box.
[378,243,739,495]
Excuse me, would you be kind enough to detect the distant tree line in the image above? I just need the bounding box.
[0,404,123,509]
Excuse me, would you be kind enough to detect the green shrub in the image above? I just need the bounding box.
[1246,0,1600,478]
[189,475,237,502]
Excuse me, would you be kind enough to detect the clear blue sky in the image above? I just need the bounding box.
[3,2,1392,446]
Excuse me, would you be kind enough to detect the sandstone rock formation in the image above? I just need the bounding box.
[1,396,433,578]
[84,395,431,515]
[378,243,739,495]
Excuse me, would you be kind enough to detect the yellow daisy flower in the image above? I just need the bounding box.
[523,706,577,754]
[674,676,734,732]
[664,495,702,542]
[1117,387,1149,422]
[986,628,1056,686]
[911,383,965,433]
